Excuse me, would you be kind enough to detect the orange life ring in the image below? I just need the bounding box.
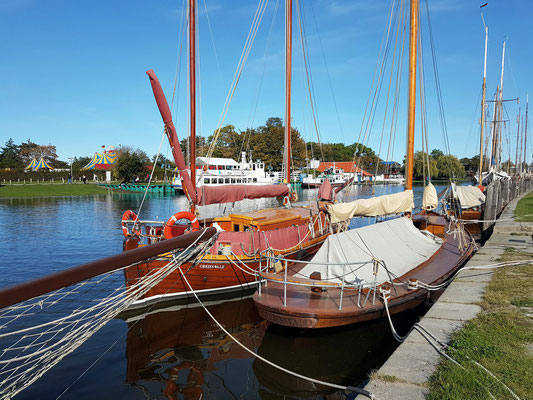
[122,210,141,237]
[282,196,290,206]
[164,211,200,239]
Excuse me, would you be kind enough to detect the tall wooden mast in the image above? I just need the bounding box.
[525,96,529,174]
[405,0,419,190]
[189,0,197,198]
[284,0,292,185]
[479,17,488,184]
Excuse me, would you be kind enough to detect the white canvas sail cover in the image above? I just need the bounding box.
[455,186,485,209]
[299,217,441,287]
[327,190,414,223]
[422,182,438,210]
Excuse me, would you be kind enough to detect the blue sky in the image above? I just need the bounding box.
[1,0,532,164]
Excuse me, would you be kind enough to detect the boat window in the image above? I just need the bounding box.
[218,178,223,184]
[237,179,242,183]
[231,178,235,184]
[204,178,209,184]
[233,224,240,232]
[225,178,230,183]
[253,178,257,182]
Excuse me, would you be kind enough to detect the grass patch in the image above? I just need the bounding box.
[429,248,533,400]
[0,183,113,198]
[514,191,533,221]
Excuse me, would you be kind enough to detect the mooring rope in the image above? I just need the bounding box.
[380,260,527,400]
[175,265,375,399]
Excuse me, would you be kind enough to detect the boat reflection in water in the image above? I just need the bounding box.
[123,298,420,399]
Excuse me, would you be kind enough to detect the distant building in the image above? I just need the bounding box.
[316,162,373,182]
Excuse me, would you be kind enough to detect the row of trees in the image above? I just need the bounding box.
[179,117,379,170]
[1,118,476,181]
[0,139,67,170]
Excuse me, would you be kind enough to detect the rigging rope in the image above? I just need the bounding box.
[176,267,375,399]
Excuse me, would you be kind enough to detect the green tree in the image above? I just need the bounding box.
[435,154,466,179]
[0,139,23,169]
[413,151,438,180]
[430,149,444,159]
[114,147,148,181]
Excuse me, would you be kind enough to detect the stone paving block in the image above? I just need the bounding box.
[455,269,494,283]
[355,381,428,400]
[405,317,464,345]
[476,247,505,256]
[425,301,482,321]
[377,341,440,384]
[437,281,487,304]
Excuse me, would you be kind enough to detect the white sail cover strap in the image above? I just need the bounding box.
[455,186,485,209]
[327,190,414,223]
[299,217,441,286]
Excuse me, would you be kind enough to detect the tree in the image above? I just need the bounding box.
[0,139,23,169]
[114,147,148,181]
[19,139,58,164]
[430,149,444,159]
[435,154,466,179]
[412,151,438,180]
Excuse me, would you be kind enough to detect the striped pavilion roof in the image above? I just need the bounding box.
[32,158,53,171]
[24,158,38,170]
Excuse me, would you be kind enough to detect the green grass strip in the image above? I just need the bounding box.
[429,248,533,400]
[514,191,533,221]
[0,183,113,198]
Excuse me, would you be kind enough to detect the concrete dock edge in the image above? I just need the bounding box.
[355,191,533,400]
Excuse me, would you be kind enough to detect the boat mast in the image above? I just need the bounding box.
[284,0,292,185]
[524,96,529,174]
[478,11,488,184]
[406,0,419,191]
[189,0,197,201]
[515,109,521,174]
[491,41,506,169]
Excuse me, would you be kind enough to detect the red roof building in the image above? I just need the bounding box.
[316,162,373,177]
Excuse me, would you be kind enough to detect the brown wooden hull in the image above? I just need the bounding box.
[253,215,475,329]
[124,235,327,309]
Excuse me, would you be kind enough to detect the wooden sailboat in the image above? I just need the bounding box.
[252,0,475,329]
[122,0,333,308]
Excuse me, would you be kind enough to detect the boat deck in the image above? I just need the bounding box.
[253,215,475,328]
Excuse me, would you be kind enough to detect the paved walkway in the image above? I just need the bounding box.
[355,192,533,400]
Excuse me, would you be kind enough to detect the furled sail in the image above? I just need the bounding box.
[197,184,289,205]
[422,182,438,210]
[454,185,485,209]
[147,69,289,206]
[327,190,414,223]
[299,217,441,286]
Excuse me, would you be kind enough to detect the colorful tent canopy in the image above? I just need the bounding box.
[82,153,103,170]
[95,150,116,170]
[25,158,38,170]
[32,158,53,171]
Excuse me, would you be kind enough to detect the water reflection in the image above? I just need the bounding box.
[123,298,421,400]
[0,185,439,399]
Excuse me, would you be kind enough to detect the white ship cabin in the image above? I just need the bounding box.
[196,152,276,186]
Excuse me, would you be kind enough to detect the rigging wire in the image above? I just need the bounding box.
[295,0,324,162]
[205,0,270,163]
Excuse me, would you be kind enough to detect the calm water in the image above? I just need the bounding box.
[0,184,438,399]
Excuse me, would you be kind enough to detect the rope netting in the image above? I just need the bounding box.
[0,235,211,399]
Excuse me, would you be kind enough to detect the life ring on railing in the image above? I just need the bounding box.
[164,211,200,239]
[122,210,141,237]
[282,196,290,207]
